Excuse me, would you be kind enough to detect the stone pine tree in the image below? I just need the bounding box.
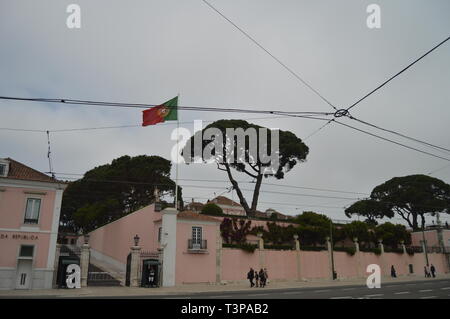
[60,155,182,233]
[345,175,450,231]
[181,119,309,216]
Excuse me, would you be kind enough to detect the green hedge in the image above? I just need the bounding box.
[334,246,356,256]
[223,243,258,253]
[300,246,327,251]
[264,244,294,251]
[384,247,404,254]
[360,247,382,255]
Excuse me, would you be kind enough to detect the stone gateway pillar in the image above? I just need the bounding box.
[130,245,141,287]
[326,237,335,280]
[80,243,90,287]
[294,234,301,281]
[161,207,178,287]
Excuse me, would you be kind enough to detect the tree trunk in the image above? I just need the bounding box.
[412,214,419,231]
[250,167,263,215]
[223,162,251,215]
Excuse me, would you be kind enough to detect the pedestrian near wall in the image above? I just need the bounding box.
[430,264,436,278]
[259,269,266,288]
[264,268,269,285]
[390,265,397,278]
[247,268,255,287]
[424,266,430,278]
[254,270,259,287]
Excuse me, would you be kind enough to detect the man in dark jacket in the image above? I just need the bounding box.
[430,264,436,278]
[247,268,255,287]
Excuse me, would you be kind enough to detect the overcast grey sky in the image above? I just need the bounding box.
[1,0,449,225]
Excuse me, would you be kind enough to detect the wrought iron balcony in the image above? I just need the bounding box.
[188,239,207,252]
[23,218,39,224]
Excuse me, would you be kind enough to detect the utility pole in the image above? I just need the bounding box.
[330,220,336,280]
[421,222,429,267]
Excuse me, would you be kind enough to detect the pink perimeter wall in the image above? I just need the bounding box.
[334,252,359,278]
[221,248,260,282]
[220,249,449,283]
[299,251,329,279]
[264,250,297,280]
[86,205,160,266]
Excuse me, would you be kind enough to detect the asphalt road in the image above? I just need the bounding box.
[3,278,450,299]
[81,278,450,299]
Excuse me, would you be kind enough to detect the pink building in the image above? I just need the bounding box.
[0,158,67,289]
[411,228,450,249]
[208,196,246,216]
[84,203,450,287]
[85,205,221,286]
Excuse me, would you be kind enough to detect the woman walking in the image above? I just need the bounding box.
[259,268,266,288]
[390,265,397,278]
[254,270,259,287]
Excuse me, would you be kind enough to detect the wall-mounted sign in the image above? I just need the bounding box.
[0,233,39,240]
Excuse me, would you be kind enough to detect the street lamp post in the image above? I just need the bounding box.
[134,234,140,247]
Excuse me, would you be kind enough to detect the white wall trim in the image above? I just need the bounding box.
[0,228,50,233]
[178,219,220,226]
[0,179,67,190]
[47,189,63,269]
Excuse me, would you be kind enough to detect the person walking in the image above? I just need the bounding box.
[247,268,255,287]
[430,264,436,278]
[254,270,259,287]
[259,268,266,288]
[390,265,397,278]
[424,265,430,278]
[264,268,269,285]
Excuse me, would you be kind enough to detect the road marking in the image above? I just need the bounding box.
[405,284,416,286]
[282,291,302,295]
[314,289,331,293]
[364,294,384,297]
[420,296,437,299]
[394,291,410,295]
[330,296,353,299]
[246,293,269,297]
[342,288,356,291]
[441,287,450,290]
[385,285,395,288]
[419,289,433,293]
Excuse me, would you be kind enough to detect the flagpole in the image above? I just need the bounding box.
[175,93,180,211]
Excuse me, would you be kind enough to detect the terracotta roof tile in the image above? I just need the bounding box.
[178,210,221,223]
[2,158,63,184]
[209,196,242,207]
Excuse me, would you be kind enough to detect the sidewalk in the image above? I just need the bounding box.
[1,274,449,298]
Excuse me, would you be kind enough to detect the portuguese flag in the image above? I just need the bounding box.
[142,96,178,126]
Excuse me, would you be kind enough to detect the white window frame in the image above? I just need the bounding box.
[192,226,203,245]
[23,197,42,225]
[0,159,9,177]
[18,244,35,259]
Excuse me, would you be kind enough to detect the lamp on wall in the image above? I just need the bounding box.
[134,234,140,247]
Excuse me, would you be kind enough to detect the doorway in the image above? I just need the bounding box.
[16,259,32,289]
